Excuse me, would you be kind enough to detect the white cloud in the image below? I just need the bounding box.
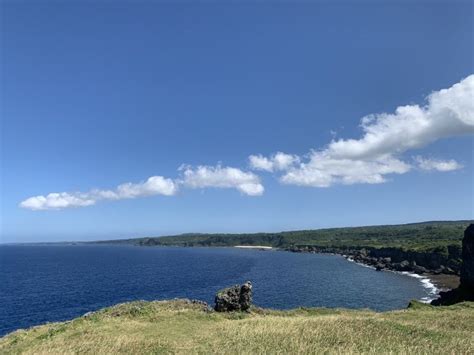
[280,154,411,187]
[20,193,97,210]
[249,152,300,172]
[114,176,177,198]
[20,165,264,210]
[20,76,473,210]
[327,75,474,160]
[414,156,463,172]
[180,165,264,196]
[20,176,178,210]
[257,75,474,187]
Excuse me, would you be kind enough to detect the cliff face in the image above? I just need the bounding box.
[368,247,460,273]
[432,225,474,306]
[460,224,474,289]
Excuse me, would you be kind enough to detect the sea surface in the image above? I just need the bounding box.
[0,244,437,336]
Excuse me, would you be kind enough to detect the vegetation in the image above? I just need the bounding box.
[104,220,471,252]
[2,299,473,354]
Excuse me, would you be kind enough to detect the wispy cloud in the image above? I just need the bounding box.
[250,75,473,187]
[414,156,463,172]
[249,152,300,172]
[20,165,263,210]
[20,176,178,210]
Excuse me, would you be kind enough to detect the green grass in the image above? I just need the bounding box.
[2,300,474,354]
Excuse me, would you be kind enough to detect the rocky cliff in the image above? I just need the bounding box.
[287,244,461,275]
[432,224,474,305]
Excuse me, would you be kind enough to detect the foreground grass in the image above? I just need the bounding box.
[2,300,474,354]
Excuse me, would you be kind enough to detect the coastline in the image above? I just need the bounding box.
[428,273,460,290]
[140,243,460,302]
[283,244,461,297]
[344,255,439,302]
[229,244,456,303]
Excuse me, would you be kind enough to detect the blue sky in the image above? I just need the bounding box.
[1,1,473,243]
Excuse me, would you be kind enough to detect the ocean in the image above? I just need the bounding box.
[0,244,437,336]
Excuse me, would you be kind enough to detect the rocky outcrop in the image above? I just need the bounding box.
[287,244,461,275]
[432,225,474,306]
[460,224,474,289]
[214,281,252,312]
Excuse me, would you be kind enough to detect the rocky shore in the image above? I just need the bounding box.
[287,244,458,270]
[285,245,461,291]
[285,225,474,299]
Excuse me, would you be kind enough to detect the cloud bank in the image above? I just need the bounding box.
[251,75,473,187]
[20,166,263,210]
[20,176,178,210]
[20,75,472,210]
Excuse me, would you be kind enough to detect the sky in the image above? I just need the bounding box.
[1,1,473,243]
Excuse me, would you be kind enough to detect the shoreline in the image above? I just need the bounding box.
[137,243,461,301]
[50,242,461,303]
[283,245,461,297]
[230,244,457,303]
[343,254,460,302]
[344,256,440,302]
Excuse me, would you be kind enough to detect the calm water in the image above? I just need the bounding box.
[0,245,435,336]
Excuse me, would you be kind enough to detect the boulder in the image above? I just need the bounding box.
[412,264,429,274]
[375,263,385,271]
[394,260,411,271]
[215,281,253,312]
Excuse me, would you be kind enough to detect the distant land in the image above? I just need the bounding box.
[93,220,472,283]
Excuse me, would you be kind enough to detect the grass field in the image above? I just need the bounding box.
[2,300,473,354]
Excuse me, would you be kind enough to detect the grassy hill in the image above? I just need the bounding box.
[1,300,473,354]
[104,220,470,251]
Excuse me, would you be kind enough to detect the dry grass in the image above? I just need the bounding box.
[1,300,473,354]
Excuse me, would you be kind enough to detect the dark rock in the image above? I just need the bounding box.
[432,225,474,306]
[375,263,384,271]
[394,260,411,271]
[431,287,474,306]
[461,224,474,290]
[239,282,252,311]
[445,267,455,274]
[214,281,253,312]
[413,265,429,274]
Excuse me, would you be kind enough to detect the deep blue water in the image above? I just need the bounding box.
[0,245,434,336]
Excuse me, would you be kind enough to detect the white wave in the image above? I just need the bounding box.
[345,257,376,270]
[400,271,439,303]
